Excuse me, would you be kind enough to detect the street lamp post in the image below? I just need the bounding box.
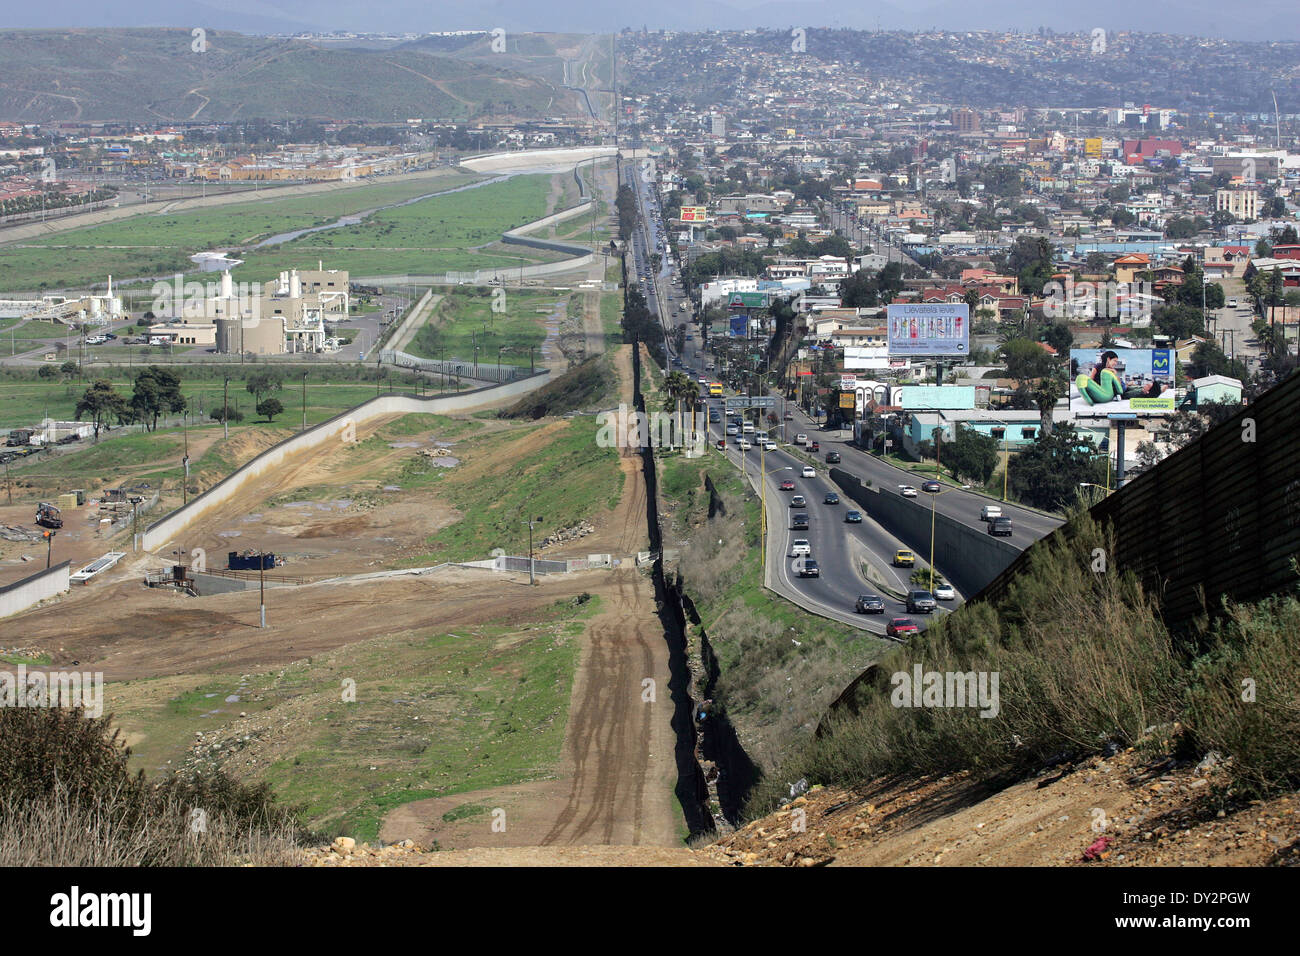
[526,515,544,585]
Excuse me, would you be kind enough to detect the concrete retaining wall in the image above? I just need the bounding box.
[142,370,552,553]
[829,468,1021,597]
[0,561,71,619]
[459,146,618,173]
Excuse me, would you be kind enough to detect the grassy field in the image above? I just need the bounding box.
[401,415,623,565]
[0,170,564,294]
[0,363,473,432]
[225,173,562,282]
[109,593,601,842]
[407,288,563,365]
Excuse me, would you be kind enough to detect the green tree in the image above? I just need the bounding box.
[130,366,187,432]
[256,397,284,422]
[74,380,127,442]
[1155,304,1206,340]
[946,423,998,485]
[245,371,283,406]
[998,337,1052,386]
[1009,424,1107,511]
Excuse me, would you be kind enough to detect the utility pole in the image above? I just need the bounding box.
[222,376,230,439]
[526,514,544,586]
[301,370,308,431]
[259,558,266,628]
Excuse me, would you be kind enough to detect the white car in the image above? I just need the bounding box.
[980,505,1003,521]
[934,583,956,601]
[801,466,815,478]
[795,433,808,444]
[790,540,811,557]
[737,440,752,450]
[899,485,918,497]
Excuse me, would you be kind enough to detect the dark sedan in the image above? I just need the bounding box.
[844,510,863,523]
[855,594,885,614]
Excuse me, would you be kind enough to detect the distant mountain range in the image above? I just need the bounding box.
[3,0,1300,43]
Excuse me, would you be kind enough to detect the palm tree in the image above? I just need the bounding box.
[662,371,695,447]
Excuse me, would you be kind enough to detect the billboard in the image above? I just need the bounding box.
[727,291,767,310]
[843,346,891,371]
[679,206,708,222]
[839,374,857,391]
[886,303,969,356]
[839,393,856,409]
[728,315,748,337]
[1069,348,1176,416]
[1084,137,1103,158]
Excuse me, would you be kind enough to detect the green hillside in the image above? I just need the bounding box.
[0,28,587,122]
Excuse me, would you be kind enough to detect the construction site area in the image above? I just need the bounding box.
[0,335,688,848]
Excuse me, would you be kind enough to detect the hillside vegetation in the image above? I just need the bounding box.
[745,508,1300,818]
[0,29,585,122]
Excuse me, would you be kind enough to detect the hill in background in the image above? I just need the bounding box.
[0,28,593,123]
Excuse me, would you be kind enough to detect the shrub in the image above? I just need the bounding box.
[0,706,311,866]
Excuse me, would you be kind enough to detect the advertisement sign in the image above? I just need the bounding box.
[728,315,748,337]
[842,346,891,370]
[679,206,708,222]
[727,291,767,310]
[839,374,857,391]
[1069,348,1176,416]
[1084,137,1103,158]
[886,303,969,356]
[839,393,855,409]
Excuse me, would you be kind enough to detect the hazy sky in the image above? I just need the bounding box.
[0,0,1296,42]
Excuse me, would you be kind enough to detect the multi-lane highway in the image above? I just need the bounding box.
[623,162,1062,635]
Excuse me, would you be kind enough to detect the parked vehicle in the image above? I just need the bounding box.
[844,510,863,523]
[798,558,820,578]
[980,505,1003,522]
[893,549,915,567]
[906,590,937,614]
[790,539,811,557]
[887,618,920,639]
[855,594,885,614]
[988,516,1013,536]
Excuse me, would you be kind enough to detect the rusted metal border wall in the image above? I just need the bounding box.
[973,373,1300,620]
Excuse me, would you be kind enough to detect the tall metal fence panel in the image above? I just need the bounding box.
[974,372,1300,621]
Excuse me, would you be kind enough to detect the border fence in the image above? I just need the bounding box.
[974,371,1300,621]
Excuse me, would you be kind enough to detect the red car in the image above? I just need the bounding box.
[779,479,796,491]
[886,618,920,639]
[810,441,820,453]
[715,438,727,450]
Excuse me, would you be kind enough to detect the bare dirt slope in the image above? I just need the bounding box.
[379,343,678,850]
[699,747,1300,867]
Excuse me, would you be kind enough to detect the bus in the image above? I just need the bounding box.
[708,382,724,397]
